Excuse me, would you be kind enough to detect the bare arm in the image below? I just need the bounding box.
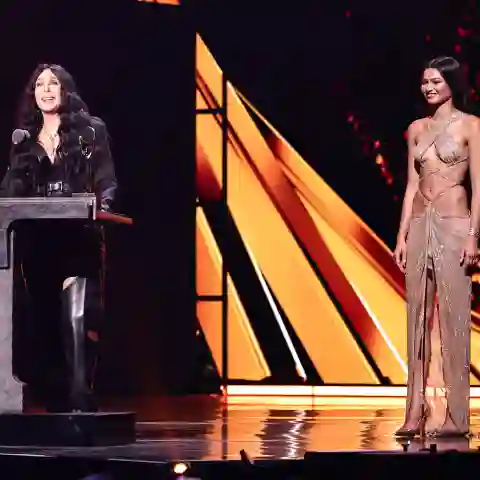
[468,116,480,235]
[396,120,421,242]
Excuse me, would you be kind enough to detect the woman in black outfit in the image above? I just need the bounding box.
[0,63,117,412]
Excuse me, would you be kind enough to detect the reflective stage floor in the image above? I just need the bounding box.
[2,395,480,461]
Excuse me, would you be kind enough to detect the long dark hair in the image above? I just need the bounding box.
[16,63,92,176]
[423,56,472,113]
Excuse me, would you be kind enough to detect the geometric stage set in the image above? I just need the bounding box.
[195,28,480,393]
[1,1,480,478]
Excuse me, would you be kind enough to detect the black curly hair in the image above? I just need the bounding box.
[16,63,93,176]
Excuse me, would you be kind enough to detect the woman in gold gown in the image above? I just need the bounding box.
[393,56,480,438]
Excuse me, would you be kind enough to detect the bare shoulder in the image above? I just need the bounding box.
[407,118,426,140]
[463,114,480,134]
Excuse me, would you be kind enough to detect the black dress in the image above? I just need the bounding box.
[0,116,117,412]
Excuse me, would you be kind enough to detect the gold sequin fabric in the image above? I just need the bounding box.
[403,119,471,435]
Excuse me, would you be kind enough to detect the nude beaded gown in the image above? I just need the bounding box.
[403,114,471,436]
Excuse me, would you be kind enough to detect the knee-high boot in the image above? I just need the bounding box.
[61,276,94,412]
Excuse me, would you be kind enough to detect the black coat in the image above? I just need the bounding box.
[0,116,117,210]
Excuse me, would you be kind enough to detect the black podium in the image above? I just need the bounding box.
[0,194,135,446]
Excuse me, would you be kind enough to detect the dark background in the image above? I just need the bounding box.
[0,0,197,394]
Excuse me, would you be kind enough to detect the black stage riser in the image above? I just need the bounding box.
[2,452,480,479]
[304,450,480,478]
[0,456,302,479]
[0,412,135,447]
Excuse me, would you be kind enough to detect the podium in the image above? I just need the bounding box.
[0,194,135,446]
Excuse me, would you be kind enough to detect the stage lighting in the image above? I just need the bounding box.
[173,462,189,474]
[172,462,202,478]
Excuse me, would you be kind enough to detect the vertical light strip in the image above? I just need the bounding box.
[243,241,307,380]
[349,284,407,374]
[196,86,378,383]
[137,0,180,5]
[196,207,270,380]
[236,90,404,293]
[297,191,407,381]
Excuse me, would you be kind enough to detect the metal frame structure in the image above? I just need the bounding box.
[196,72,229,388]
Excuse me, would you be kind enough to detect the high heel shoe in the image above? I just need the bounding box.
[394,410,427,438]
[394,425,420,438]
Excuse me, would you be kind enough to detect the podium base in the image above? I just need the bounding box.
[0,412,136,446]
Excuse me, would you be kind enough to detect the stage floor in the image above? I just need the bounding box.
[1,395,480,461]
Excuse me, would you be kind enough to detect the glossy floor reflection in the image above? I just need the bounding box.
[12,395,478,462]
[136,402,480,460]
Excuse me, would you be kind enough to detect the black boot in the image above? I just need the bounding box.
[61,276,97,412]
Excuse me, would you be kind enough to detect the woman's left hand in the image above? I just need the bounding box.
[461,235,478,267]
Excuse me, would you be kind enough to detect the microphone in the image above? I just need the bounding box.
[79,126,95,146]
[12,129,30,145]
[79,125,96,193]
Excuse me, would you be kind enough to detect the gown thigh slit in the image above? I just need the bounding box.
[402,209,471,437]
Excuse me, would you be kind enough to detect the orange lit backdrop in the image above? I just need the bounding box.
[194,33,480,398]
[137,0,180,5]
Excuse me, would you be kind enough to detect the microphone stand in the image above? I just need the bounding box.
[79,126,95,194]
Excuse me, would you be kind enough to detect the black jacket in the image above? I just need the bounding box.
[0,116,117,211]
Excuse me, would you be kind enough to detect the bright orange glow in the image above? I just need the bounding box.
[298,192,407,381]
[137,0,180,4]
[226,385,480,407]
[196,36,378,384]
[237,92,404,296]
[229,94,409,382]
[196,36,405,384]
[226,395,480,409]
[234,93,480,385]
[196,208,270,380]
[470,330,480,384]
[195,33,480,387]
